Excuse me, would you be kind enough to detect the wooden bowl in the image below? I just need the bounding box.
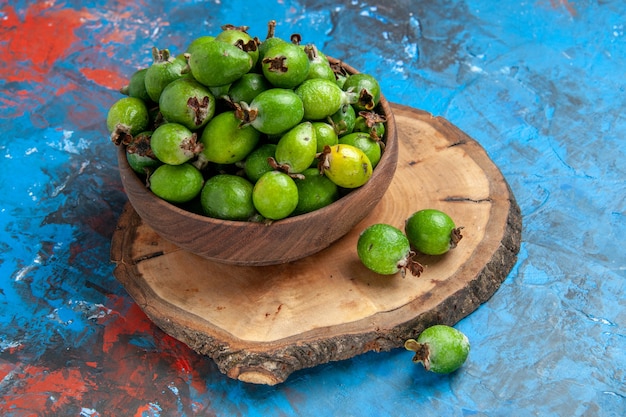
[116,62,398,266]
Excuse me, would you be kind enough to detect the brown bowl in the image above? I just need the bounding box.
[117,61,398,266]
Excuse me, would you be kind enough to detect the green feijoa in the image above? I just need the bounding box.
[243,143,277,183]
[150,122,202,165]
[148,163,204,203]
[357,223,422,277]
[252,171,299,220]
[107,96,150,145]
[188,39,254,87]
[215,26,259,67]
[293,167,339,215]
[256,20,285,65]
[338,131,382,168]
[404,325,470,374]
[236,88,304,135]
[120,68,152,103]
[261,42,310,89]
[295,78,348,120]
[405,209,463,255]
[228,73,272,104]
[125,131,162,175]
[328,103,356,136]
[353,110,386,140]
[200,174,256,221]
[185,35,215,55]
[302,44,335,82]
[200,111,260,164]
[274,121,317,174]
[312,122,338,153]
[144,48,188,102]
[342,73,381,112]
[159,77,216,130]
[307,60,336,82]
[257,36,287,72]
[318,144,372,189]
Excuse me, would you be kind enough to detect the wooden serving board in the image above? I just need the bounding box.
[110,104,522,385]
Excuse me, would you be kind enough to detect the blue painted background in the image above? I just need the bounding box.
[1,0,624,416]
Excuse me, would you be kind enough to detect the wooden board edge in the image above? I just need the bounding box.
[132,191,520,386]
[109,104,523,385]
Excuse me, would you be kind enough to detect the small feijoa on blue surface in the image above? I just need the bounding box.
[404,324,470,374]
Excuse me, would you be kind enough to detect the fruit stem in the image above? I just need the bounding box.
[341,88,358,107]
[290,33,302,45]
[221,24,250,33]
[180,60,191,75]
[303,43,320,61]
[192,153,209,171]
[267,157,305,179]
[404,339,431,370]
[265,20,276,39]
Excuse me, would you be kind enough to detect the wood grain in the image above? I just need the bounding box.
[111,104,522,385]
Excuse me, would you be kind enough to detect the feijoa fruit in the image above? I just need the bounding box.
[405,209,463,255]
[404,325,470,374]
[200,174,256,221]
[357,224,422,277]
[149,163,204,203]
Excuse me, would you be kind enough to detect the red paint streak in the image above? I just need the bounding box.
[0,4,93,83]
[0,89,45,119]
[101,296,153,354]
[80,67,128,91]
[100,295,211,398]
[98,11,135,44]
[0,3,126,93]
[53,81,80,97]
[134,403,162,417]
[547,0,577,17]
[0,365,92,414]
[1,295,214,414]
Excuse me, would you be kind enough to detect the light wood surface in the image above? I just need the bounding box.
[111,104,522,385]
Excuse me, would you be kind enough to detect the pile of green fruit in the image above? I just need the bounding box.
[357,209,464,277]
[106,21,388,221]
